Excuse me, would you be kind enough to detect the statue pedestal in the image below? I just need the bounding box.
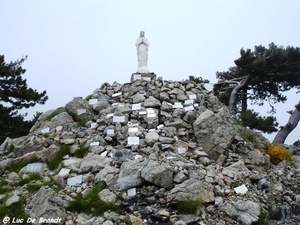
[131,73,156,82]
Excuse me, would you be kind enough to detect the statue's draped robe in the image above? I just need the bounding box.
[136,37,149,73]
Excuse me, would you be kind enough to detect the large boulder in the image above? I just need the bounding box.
[193,108,236,159]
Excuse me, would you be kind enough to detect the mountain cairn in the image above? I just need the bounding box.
[0,77,300,225]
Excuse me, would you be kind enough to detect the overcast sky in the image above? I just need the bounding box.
[1,0,300,144]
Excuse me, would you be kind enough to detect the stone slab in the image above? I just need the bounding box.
[67,175,83,186]
[184,99,194,105]
[26,163,43,172]
[173,103,183,108]
[127,188,137,197]
[91,123,98,129]
[184,105,194,111]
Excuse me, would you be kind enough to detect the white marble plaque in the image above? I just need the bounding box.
[139,111,147,115]
[128,127,138,133]
[148,129,156,132]
[58,168,70,177]
[127,188,136,197]
[194,103,199,107]
[189,94,197,100]
[89,99,98,105]
[234,184,248,194]
[112,103,124,107]
[26,163,43,172]
[67,175,83,186]
[142,76,151,81]
[133,74,142,80]
[90,142,100,146]
[91,123,98,129]
[100,151,108,157]
[132,103,141,110]
[173,103,183,108]
[128,137,139,145]
[178,147,187,154]
[113,116,126,123]
[146,108,155,113]
[157,124,164,129]
[184,99,194,105]
[41,127,50,134]
[138,90,145,94]
[184,105,194,111]
[107,129,114,135]
[77,108,86,115]
[147,113,157,118]
[112,92,122,97]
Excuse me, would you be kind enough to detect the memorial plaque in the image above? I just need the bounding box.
[91,123,98,129]
[127,188,137,197]
[67,175,83,186]
[41,127,50,134]
[90,142,100,146]
[204,83,214,92]
[173,102,183,108]
[128,127,138,133]
[177,147,187,154]
[112,92,122,97]
[139,111,147,115]
[26,163,43,172]
[89,99,98,105]
[133,74,142,80]
[234,184,248,194]
[77,108,86,115]
[157,124,164,129]
[194,103,199,107]
[184,105,194,111]
[113,116,126,123]
[189,94,197,100]
[142,76,151,81]
[107,129,114,135]
[112,103,124,107]
[138,90,145,94]
[148,129,156,132]
[146,108,155,113]
[58,168,70,177]
[147,113,157,118]
[184,99,194,105]
[128,137,139,145]
[100,151,108,157]
[132,103,141,110]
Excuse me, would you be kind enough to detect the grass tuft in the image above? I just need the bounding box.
[177,198,204,215]
[48,145,70,170]
[74,146,89,158]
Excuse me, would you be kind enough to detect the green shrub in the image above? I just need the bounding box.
[8,144,15,153]
[0,179,12,194]
[265,144,292,165]
[85,94,92,101]
[74,146,89,158]
[66,183,119,215]
[0,195,27,221]
[17,172,42,186]
[66,110,87,127]
[48,145,70,170]
[240,130,260,149]
[45,111,59,121]
[177,198,204,215]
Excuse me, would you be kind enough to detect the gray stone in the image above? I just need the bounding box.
[25,186,67,224]
[6,194,20,207]
[224,200,260,225]
[98,189,116,203]
[144,96,161,108]
[80,154,112,173]
[141,155,174,189]
[167,178,214,203]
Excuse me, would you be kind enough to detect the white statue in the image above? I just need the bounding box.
[136,31,149,73]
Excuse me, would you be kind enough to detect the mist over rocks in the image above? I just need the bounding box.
[0,78,300,224]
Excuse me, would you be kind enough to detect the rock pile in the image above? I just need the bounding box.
[0,78,300,225]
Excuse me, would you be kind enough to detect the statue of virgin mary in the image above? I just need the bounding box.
[136,31,149,73]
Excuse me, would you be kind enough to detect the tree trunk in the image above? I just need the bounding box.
[272,101,300,144]
[241,87,248,114]
[228,75,252,116]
